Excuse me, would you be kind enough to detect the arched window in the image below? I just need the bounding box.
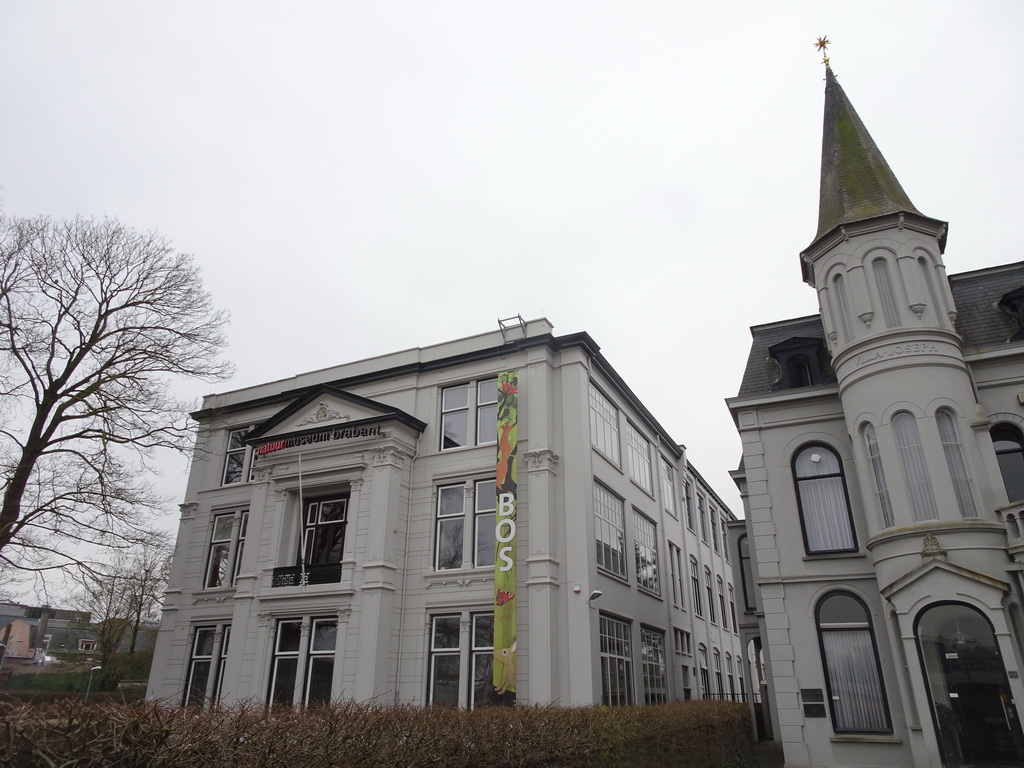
[863,424,894,528]
[872,257,900,328]
[713,649,723,696]
[817,592,891,733]
[936,410,977,517]
[697,646,710,698]
[793,445,857,554]
[992,423,1024,502]
[893,412,938,521]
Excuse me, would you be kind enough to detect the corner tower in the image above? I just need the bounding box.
[799,66,1000,555]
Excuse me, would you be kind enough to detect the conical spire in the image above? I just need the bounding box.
[814,66,920,241]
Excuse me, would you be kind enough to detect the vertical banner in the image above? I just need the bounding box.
[493,370,518,702]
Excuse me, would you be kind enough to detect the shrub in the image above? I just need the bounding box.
[0,698,753,768]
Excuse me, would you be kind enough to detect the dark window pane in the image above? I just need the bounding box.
[223,453,244,484]
[431,655,460,705]
[472,652,495,708]
[271,658,298,705]
[442,412,468,449]
[436,518,463,569]
[206,543,230,587]
[475,512,495,566]
[186,660,211,705]
[306,657,334,704]
[819,593,867,625]
[433,616,461,649]
[277,622,301,653]
[312,620,337,652]
[473,615,494,648]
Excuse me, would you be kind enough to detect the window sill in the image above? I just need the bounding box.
[636,587,662,601]
[802,551,867,561]
[830,734,900,744]
[592,448,624,474]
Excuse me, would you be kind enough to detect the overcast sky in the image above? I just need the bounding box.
[2,2,1023,530]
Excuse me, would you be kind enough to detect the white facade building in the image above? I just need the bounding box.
[148,318,743,710]
[727,65,1024,767]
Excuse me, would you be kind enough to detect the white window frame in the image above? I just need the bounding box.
[937,409,977,518]
[204,509,248,589]
[599,614,635,706]
[268,616,338,707]
[594,483,626,578]
[690,558,703,618]
[426,611,496,709]
[440,379,498,451]
[640,627,668,705]
[705,567,716,625]
[435,479,497,571]
[627,423,653,494]
[633,511,660,594]
[589,382,621,465]
[184,624,230,707]
[668,543,684,609]
[660,459,677,518]
[222,427,255,485]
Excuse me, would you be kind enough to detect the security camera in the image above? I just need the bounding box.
[588,589,603,602]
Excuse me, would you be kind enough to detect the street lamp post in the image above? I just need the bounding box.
[85,665,102,701]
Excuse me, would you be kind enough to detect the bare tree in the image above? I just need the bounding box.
[71,533,172,667]
[0,214,231,572]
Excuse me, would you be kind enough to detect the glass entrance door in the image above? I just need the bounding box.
[917,603,1024,767]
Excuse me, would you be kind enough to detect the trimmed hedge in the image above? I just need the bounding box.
[0,699,752,768]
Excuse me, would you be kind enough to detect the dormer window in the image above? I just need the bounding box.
[769,337,833,390]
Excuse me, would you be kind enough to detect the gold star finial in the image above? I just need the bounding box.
[815,36,830,66]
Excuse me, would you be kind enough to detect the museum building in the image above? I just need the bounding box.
[727,63,1024,767]
[148,318,744,709]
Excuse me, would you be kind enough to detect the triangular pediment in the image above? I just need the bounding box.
[245,385,425,447]
[880,557,1010,602]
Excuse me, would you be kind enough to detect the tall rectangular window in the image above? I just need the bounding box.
[427,615,461,705]
[893,412,939,521]
[184,626,217,706]
[267,617,338,706]
[698,494,708,543]
[640,628,668,705]
[681,665,692,700]
[269,620,301,706]
[306,618,338,704]
[222,427,253,485]
[205,510,248,589]
[304,497,348,566]
[427,612,495,708]
[721,520,730,561]
[205,515,234,589]
[705,568,716,624]
[690,558,703,617]
[184,625,231,706]
[474,480,497,567]
[441,379,498,450]
[600,615,634,706]
[633,512,659,594]
[710,506,720,552]
[717,577,728,630]
[668,543,683,608]
[937,410,978,518]
[594,483,626,577]
[589,383,620,464]
[683,480,694,530]
[864,424,895,528]
[660,460,677,518]
[435,485,465,570]
[627,424,653,493]
[729,586,737,631]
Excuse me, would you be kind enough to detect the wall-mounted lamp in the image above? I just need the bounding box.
[588,589,603,606]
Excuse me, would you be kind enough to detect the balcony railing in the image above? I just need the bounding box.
[271,563,342,588]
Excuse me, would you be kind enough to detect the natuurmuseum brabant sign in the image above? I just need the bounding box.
[256,424,384,456]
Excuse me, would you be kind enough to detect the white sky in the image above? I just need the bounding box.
[2,2,1023,528]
